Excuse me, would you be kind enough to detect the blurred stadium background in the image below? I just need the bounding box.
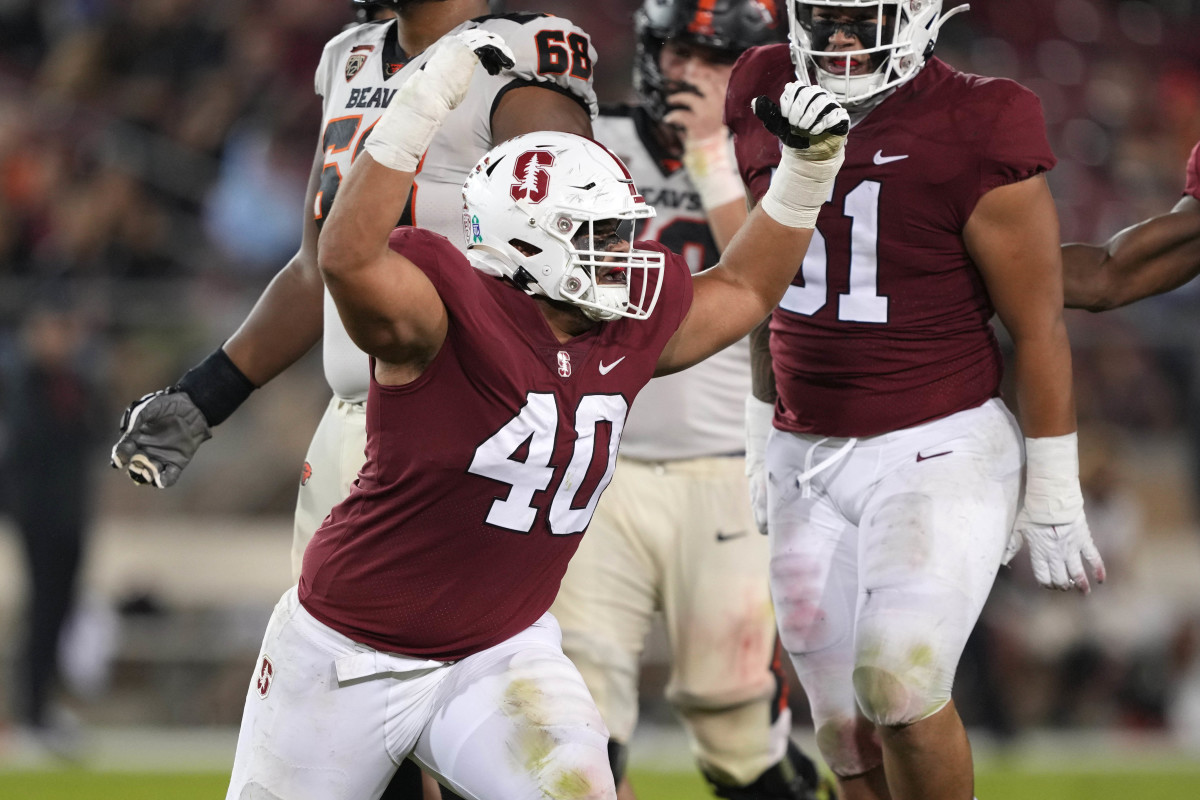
[2,0,1200,796]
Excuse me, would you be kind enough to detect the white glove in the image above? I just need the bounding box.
[753,83,850,161]
[1003,433,1106,593]
[745,395,774,535]
[364,29,515,172]
[753,83,849,228]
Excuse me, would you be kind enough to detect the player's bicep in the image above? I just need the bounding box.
[492,83,593,141]
[965,174,1064,339]
[654,267,764,376]
[322,247,448,367]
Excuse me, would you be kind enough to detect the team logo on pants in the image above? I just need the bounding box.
[557,350,572,378]
[300,461,312,486]
[255,655,274,699]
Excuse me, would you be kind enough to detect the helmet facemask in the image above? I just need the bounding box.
[788,1,969,108]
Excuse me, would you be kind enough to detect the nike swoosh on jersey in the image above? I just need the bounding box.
[915,450,953,462]
[598,357,626,375]
[873,150,910,165]
[716,530,748,542]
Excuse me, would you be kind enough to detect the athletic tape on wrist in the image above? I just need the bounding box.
[1023,432,1084,524]
[176,348,256,427]
[363,40,480,172]
[682,130,745,210]
[760,145,843,229]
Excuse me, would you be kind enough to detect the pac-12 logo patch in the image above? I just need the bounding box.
[345,53,367,82]
[255,655,274,699]
[557,350,572,378]
[511,151,555,204]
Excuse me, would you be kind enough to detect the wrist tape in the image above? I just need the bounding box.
[682,130,746,210]
[1023,433,1084,524]
[760,145,844,229]
[364,40,480,172]
[176,347,256,426]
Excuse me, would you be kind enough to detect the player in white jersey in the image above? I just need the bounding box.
[110,1,595,797]
[549,3,829,799]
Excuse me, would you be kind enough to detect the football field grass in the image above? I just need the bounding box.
[3,765,1200,799]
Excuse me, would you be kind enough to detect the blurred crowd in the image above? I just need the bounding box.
[2,0,1200,755]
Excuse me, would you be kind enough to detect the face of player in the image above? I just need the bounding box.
[657,38,740,84]
[572,218,633,287]
[806,4,892,76]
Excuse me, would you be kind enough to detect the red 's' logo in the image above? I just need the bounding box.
[511,151,556,204]
[300,461,312,486]
[256,655,274,699]
[557,350,572,378]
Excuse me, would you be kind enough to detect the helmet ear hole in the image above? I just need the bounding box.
[509,238,542,257]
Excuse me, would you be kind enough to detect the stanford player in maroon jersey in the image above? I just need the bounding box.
[1062,139,1200,311]
[223,30,849,800]
[727,3,1103,800]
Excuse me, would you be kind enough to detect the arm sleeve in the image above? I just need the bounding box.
[974,85,1057,201]
[635,241,696,351]
[314,33,337,99]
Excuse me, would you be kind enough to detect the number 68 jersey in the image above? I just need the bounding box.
[316,13,598,404]
[726,45,1056,439]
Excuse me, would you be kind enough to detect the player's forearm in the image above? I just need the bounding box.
[1063,210,1200,311]
[1011,321,1077,438]
[704,199,748,253]
[223,255,325,386]
[318,154,415,281]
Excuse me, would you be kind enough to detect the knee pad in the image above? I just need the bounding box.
[703,740,828,800]
[851,663,951,728]
[812,714,883,779]
[607,739,629,785]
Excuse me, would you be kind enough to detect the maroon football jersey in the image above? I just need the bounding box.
[299,229,693,659]
[726,47,1056,437]
[1186,140,1200,201]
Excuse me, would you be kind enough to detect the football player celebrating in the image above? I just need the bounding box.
[1062,140,1200,311]
[110,1,595,796]
[725,3,1101,799]
[224,29,850,800]
[551,2,829,798]
[110,0,596,572]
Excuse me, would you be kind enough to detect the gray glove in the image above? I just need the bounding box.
[110,389,212,488]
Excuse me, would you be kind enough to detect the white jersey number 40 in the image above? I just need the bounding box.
[468,392,627,535]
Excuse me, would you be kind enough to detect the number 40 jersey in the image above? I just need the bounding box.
[315,13,598,404]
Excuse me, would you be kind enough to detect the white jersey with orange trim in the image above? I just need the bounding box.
[315,13,598,402]
[594,104,749,460]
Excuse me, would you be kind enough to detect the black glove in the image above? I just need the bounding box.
[110,389,212,488]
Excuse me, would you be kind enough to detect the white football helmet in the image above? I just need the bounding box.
[788,1,969,107]
[462,131,664,322]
